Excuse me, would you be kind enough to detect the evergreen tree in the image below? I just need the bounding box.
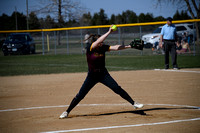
[11,12,26,30]
[122,10,137,23]
[29,12,40,29]
[80,12,92,26]
[138,13,146,22]
[154,16,165,21]
[145,13,154,22]
[91,9,108,25]
[115,14,123,24]
[109,14,116,24]
[173,10,181,20]
[0,14,10,30]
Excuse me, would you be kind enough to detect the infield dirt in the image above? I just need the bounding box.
[0,69,200,133]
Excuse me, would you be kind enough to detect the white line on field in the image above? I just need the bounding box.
[0,105,69,112]
[154,69,200,73]
[41,117,200,133]
[0,103,199,112]
[0,103,199,132]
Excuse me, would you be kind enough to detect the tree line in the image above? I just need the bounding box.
[0,9,192,31]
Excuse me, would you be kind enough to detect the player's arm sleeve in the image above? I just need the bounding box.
[103,45,110,52]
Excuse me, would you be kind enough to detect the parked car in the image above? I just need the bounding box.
[142,23,196,48]
[2,33,35,56]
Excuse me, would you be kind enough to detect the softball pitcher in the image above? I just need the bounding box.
[60,25,144,118]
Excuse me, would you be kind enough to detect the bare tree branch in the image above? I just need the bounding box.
[191,0,200,18]
[31,0,87,22]
[184,0,195,18]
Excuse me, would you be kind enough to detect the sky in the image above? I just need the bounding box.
[0,0,188,19]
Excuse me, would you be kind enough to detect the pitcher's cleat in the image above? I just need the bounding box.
[59,111,68,119]
[133,102,144,109]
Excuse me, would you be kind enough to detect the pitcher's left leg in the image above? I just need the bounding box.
[100,71,134,105]
[100,72,143,109]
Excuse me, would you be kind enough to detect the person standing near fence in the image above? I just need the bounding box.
[59,25,144,119]
[159,17,179,70]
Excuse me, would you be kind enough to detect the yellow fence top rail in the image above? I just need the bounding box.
[0,19,199,33]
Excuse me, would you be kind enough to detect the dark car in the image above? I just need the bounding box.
[2,33,35,56]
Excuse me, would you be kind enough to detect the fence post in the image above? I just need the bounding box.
[47,33,50,52]
[98,28,100,35]
[139,25,142,38]
[193,23,195,56]
[66,30,69,55]
[80,29,83,54]
[42,31,44,55]
[118,27,121,55]
[54,31,56,55]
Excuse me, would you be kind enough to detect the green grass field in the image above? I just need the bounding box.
[0,54,200,76]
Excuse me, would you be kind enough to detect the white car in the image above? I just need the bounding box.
[142,23,196,48]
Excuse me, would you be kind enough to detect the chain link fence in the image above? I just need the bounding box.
[0,20,199,56]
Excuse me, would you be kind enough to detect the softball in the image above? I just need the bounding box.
[111,25,117,31]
